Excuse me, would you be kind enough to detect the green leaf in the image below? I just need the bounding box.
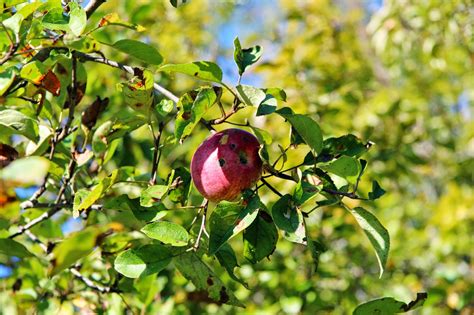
[215,243,248,288]
[119,69,155,112]
[159,61,223,83]
[368,180,386,200]
[174,251,245,307]
[293,171,322,206]
[233,37,262,76]
[20,60,48,85]
[0,239,34,258]
[114,244,172,278]
[349,207,390,278]
[0,67,16,96]
[250,126,272,145]
[277,108,323,154]
[77,167,133,211]
[140,185,169,207]
[1,156,49,185]
[353,292,428,314]
[208,196,260,255]
[175,87,217,141]
[236,84,266,106]
[167,167,192,205]
[170,0,188,8]
[3,1,41,34]
[68,2,87,36]
[256,94,277,116]
[111,39,163,65]
[141,221,189,247]
[155,99,174,117]
[42,8,70,31]
[50,226,104,275]
[321,134,368,159]
[0,109,38,141]
[243,211,278,263]
[319,156,360,183]
[264,87,287,101]
[98,13,146,32]
[103,194,167,222]
[271,194,306,244]
[306,234,326,273]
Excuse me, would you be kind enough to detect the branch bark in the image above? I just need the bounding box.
[76,52,179,103]
[85,0,107,18]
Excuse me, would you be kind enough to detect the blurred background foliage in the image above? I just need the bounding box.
[1,0,472,314]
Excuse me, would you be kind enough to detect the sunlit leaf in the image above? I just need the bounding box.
[236,84,266,106]
[141,221,189,246]
[349,207,390,278]
[277,108,323,154]
[208,196,260,255]
[354,292,428,314]
[159,62,223,83]
[114,244,172,278]
[271,194,306,244]
[174,251,245,307]
[175,87,217,141]
[68,2,87,36]
[111,39,163,65]
[233,37,262,76]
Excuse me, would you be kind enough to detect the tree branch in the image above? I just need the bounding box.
[260,178,283,197]
[76,52,179,103]
[0,22,20,66]
[9,205,64,239]
[85,0,107,18]
[322,188,367,200]
[23,230,114,294]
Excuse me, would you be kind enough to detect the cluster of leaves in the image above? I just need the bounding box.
[0,0,433,313]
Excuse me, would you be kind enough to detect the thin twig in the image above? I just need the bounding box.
[260,178,283,197]
[189,199,208,251]
[149,122,164,185]
[76,52,179,103]
[23,229,114,294]
[70,268,113,293]
[322,188,367,200]
[0,22,20,65]
[9,205,65,239]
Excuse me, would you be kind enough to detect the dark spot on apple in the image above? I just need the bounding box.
[207,276,213,286]
[230,143,236,150]
[238,151,248,165]
[194,72,199,76]
[219,158,225,167]
[135,103,143,107]
[219,286,229,304]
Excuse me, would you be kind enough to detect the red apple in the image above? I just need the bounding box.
[190,128,263,202]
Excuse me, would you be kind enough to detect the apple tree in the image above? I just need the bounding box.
[0,0,433,313]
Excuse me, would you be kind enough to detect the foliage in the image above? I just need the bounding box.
[0,0,472,314]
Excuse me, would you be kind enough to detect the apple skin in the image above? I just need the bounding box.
[190,128,263,202]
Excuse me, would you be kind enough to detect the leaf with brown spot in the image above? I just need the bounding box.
[39,70,61,96]
[81,97,109,129]
[174,252,244,307]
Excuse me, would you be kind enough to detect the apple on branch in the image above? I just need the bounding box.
[190,128,263,202]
